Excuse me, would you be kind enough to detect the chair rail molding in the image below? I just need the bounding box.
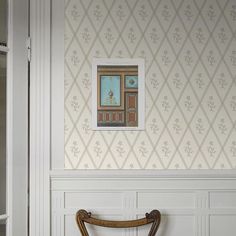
[50,169,236,179]
[30,0,51,236]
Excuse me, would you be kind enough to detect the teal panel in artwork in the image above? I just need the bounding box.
[125,75,138,88]
[100,75,121,106]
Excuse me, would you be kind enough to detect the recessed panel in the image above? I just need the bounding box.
[100,75,121,107]
[138,192,195,209]
[210,191,236,208]
[210,215,236,236]
[125,75,138,88]
[137,215,194,236]
[64,192,123,208]
[65,215,123,236]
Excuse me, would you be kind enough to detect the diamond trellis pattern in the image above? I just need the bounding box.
[64,0,236,169]
[110,132,131,168]
[122,16,143,55]
[167,107,187,146]
[110,0,131,32]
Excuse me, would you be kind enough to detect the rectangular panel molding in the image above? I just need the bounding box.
[51,171,236,236]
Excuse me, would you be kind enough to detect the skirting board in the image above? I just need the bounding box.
[51,170,236,236]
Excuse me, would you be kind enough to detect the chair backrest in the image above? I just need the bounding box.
[76,209,161,236]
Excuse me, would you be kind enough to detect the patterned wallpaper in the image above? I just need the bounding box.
[64,0,236,169]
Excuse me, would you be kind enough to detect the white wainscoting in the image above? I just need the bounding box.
[51,170,236,236]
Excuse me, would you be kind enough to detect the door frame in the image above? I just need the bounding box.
[29,0,51,236]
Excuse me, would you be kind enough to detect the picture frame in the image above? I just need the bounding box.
[92,58,145,130]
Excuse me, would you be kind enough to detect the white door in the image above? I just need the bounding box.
[0,2,9,234]
[0,0,28,235]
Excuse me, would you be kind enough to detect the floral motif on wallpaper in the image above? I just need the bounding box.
[64,0,236,170]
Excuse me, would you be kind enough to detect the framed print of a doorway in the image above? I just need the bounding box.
[92,58,145,130]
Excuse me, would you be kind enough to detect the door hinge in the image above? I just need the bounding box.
[26,37,31,62]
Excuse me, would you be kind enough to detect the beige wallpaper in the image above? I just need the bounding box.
[64,0,236,169]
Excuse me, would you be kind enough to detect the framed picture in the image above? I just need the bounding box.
[92,58,145,130]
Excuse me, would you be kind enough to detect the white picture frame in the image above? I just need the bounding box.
[92,58,145,130]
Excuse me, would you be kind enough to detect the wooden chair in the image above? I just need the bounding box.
[76,209,161,236]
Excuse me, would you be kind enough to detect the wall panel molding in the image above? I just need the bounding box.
[51,171,236,236]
